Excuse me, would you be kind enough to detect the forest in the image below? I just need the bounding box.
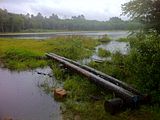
[0,8,141,32]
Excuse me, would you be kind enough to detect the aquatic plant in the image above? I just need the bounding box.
[98,48,111,57]
[98,34,111,43]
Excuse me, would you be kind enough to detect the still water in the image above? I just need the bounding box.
[78,31,129,64]
[0,31,128,39]
[96,41,129,55]
[0,67,61,120]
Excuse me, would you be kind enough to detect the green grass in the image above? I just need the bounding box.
[1,47,47,70]
[98,48,111,57]
[0,36,99,70]
[117,37,129,42]
[47,36,99,60]
[98,34,111,43]
[89,52,137,88]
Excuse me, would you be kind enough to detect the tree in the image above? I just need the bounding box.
[122,0,160,103]
[0,9,9,32]
[109,17,123,23]
[122,0,160,33]
[49,13,59,20]
[72,15,85,20]
[0,8,141,32]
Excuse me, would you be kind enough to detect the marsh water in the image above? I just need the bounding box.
[0,31,128,39]
[77,31,129,63]
[0,31,129,120]
[0,67,61,120]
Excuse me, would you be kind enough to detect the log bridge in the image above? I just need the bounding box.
[46,53,149,114]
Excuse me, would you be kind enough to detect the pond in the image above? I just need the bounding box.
[78,31,129,64]
[0,67,61,120]
[0,31,128,39]
[96,41,129,55]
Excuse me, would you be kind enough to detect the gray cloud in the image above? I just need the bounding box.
[0,0,130,21]
[0,0,35,4]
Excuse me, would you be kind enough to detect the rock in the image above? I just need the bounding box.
[54,88,67,98]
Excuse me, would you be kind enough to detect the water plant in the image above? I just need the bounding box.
[98,48,111,57]
[98,34,111,43]
[117,37,129,42]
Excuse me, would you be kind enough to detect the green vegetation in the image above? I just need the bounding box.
[0,33,159,119]
[0,8,141,33]
[0,36,99,70]
[91,32,160,104]
[89,52,131,85]
[47,36,99,60]
[49,39,160,120]
[122,0,160,33]
[122,0,160,103]
[2,47,47,70]
[98,48,111,57]
[126,32,160,103]
[117,37,129,42]
[98,34,111,43]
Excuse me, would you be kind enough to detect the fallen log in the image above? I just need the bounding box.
[46,53,140,106]
[49,53,141,96]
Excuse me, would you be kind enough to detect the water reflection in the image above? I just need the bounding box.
[0,31,128,39]
[79,41,129,64]
[0,67,61,120]
[78,33,129,64]
[96,41,130,55]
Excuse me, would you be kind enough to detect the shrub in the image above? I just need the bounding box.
[125,32,160,103]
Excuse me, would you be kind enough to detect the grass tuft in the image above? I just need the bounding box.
[98,48,111,57]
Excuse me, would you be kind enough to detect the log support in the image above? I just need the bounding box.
[46,53,148,112]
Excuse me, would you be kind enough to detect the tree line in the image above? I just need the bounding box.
[0,9,141,33]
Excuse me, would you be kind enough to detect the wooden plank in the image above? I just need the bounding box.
[49,53,142,96]
[46,53,139,105]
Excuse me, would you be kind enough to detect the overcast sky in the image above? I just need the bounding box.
[0,0,130,21]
